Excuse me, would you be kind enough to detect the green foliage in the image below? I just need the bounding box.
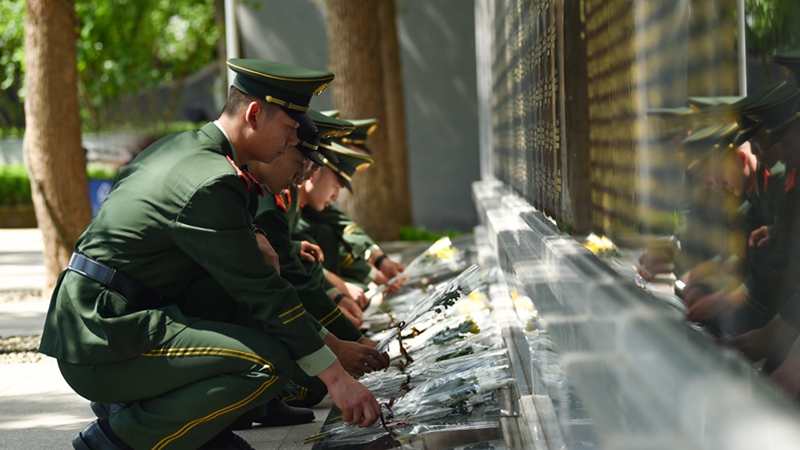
[0,165,31,205]
[0,0,220,132]
[0,164,118,205]
[745,0,800,58]
[0,1,25,128]
[399,226,461,242]
[86,167,117,180]
[75,0,220,131]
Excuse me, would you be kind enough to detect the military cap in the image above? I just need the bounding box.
[682,123,739,151]
[335,118,378,154]
[731,81,795,146]
[312,110,355,164]
[226,58,334,132]
[682,123,739,171]
[294,109,325,166]
[322,143,374,192]
[741,79,800,136]
[775,49,800,81]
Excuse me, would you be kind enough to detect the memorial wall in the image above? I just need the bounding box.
[478,0,737,242]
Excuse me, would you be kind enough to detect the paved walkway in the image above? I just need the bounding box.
[0,228,332,449]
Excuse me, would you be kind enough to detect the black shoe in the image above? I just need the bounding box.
[198,428,256,450]
[254,398,314,427]
[72,420,129,450]
[90,402,126,420]
[230,398,315,430]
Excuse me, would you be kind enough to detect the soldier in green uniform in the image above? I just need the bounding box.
[298,118,406,304]
[243,110,388,417]
[40,59,381,450]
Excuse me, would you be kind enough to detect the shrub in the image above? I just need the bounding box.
[399,225,462,242]
[0,164,117,206]
[0,165,31,205]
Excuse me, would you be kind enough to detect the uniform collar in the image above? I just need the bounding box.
[211,120,240,165]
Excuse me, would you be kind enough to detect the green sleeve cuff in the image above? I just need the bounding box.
[365,266,378,283]
[296,345,336,377]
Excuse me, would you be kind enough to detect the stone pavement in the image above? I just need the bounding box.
[0,228,333,450]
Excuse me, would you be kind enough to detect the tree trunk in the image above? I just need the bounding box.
[327,0,399,241]
[377,0,412,227]
[25,0,91,296]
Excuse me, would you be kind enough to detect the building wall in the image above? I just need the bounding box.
[237,0,480,232]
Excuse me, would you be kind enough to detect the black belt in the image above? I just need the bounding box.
[67,253,162,309]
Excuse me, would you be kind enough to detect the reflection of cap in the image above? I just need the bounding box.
[775,49,800,81]
[322,143,374,192]
[682,123,738,150]
[731,81,794,146]
[226,58,334,133]
[311,110,354,164]
[295,109,324,166]
[335,118,378,154]
[682,122,739,171]
[688,97,744,110]
[740,80,800,139]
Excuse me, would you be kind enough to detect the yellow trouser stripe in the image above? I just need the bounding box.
[279,304,303,318]
[152,377,278,450]
[320,309,343,327]
[140,347,271,367]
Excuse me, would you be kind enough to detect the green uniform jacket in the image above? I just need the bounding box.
[743,162,791,303]
[298,206,377,285]
[254,189,362,342]
[40,123,334,376]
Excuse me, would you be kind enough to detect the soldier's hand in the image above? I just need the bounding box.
[325,333,388,375]
[318,360,381,427]
[685,292,728,322]
[344,282,369,309]
[299,240,324,262]
[384,276,408,295]
[378,258,406,279]
[337,296,363,322]
[360,337,391,367]
[749,226,770,248]
[728,319,798,362]
[255,233,280,275]
[341,307,363,328]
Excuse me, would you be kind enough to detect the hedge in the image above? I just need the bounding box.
[0,164,117,206]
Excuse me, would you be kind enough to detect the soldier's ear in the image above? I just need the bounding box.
[736,148,748,167]
[244,101,262,129]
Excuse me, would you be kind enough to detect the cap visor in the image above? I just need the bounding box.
[285,110,316,137]
[732,129,755,148]
[317,146,340,164]
[297,146,325,166]
[337,174,353,193]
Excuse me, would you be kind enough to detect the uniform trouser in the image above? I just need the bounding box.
[59,319,295,450]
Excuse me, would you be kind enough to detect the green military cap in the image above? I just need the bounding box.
[295,109,325,166]
[775,49,800,80]
[226,58,334,132]
[682,123,739,151]
[322,143,374,192]
[682,122,739,171]
[335,118,378,154]
[321,110,341,118]
[688,96,744,111]
[740,79,800,137]
[311,109,354,164]
[646,107,693,116]
[731,81,795,146]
